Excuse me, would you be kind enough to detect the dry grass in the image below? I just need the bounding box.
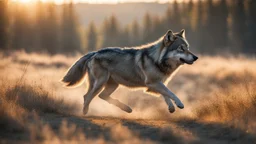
[195,80,256,133]
[5,84,79,114]
[0,68,79,139]
[0,80,79,128]
[0,51,256,143]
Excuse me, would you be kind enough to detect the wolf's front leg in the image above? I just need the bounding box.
[163,96,175,113]
[146,82,184,109]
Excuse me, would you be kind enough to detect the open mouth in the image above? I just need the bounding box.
[180,58,194,65]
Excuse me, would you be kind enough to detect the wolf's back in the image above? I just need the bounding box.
[61,52,96,87]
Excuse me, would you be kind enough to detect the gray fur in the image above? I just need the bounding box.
[62,52,96,87]
[62,29,198,115]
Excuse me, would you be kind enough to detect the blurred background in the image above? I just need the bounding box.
[0,0,255,55]
[1,1,256,143]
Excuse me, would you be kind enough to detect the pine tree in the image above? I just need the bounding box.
[187,0,198,31]
[206,0,228,52]
[33,0,45,51]
[196,0,207,53]
[86,21,97,52]
[130,19,140,46]
[102,15,120,47]
[11,4,29,50]
[0,0,8,50]
[152,15,165,39]
[42,2,59,54]
[164,5,172,31]
[248,0,256,53]
[216,0,228,50]
[205,0,215,52]
[172,0,182,31]
[101,18,109,48]
[185,0,197,52]
[142,12,153,43]
[196,0,216,54]
[61,1,81,54]
[119,26,131,47]
[232,0,247,53]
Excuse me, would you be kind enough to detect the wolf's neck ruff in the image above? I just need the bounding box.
[139,36,180,75]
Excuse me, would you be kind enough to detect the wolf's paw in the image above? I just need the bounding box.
[168,105,175,113]
[175,101,184,109]
[121,105,133,113]
[126,107,133,113]
[83,106,89,115]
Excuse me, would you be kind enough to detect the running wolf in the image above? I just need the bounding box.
[62,29,198,115]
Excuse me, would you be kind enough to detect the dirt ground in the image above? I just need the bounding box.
[1,113,255,144]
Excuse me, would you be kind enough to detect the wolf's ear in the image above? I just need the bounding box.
[178,29,186,38]
[164,30,175,46]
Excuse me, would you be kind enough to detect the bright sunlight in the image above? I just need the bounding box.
[12,0,181,5]
[16,0,33,3]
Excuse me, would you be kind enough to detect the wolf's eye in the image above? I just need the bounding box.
[178,46,184,52]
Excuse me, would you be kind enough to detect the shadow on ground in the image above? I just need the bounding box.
[1,114,255,144]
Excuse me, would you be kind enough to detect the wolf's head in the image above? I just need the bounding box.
[161,29,198,65]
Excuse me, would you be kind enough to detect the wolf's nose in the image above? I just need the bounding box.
[193,55,198,61]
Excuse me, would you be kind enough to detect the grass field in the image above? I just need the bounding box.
[0,51,256,143]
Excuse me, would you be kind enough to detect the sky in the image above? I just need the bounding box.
[13,0,182,5]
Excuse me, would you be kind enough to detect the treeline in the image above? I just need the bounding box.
[0,0,81,54]
[0,0,256,55]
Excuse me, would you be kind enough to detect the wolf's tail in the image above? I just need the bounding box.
[61,52,96,87]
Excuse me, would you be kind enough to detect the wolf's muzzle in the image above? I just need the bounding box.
[193,55,198,61]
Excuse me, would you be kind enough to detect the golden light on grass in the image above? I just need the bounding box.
[1,51,256,143]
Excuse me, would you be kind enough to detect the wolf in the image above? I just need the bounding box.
[62,29,198,115]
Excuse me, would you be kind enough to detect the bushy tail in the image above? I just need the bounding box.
[61,52,95,87]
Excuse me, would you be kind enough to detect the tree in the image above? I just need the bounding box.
[164,5,172,31]
[11,4,30,50]
[142,12,153,43]
[231,0,247,53]
[119,26,131,47]
[101,15,120,47]
[164,1,184,32]
[196,0,216,54]
[247,0,256,54]
[187,0,194,28]
[216,0,228,50]
[206,0,228,52]
[152,15,165,40]
[86,21,97,52]
[185,0,197,52]
[0,0,8,50]
[204,0,215,52]
[61,1,81,54]
[130,19,140,46]
[171,0,183,31]
[33,0,45,51]
[196,0,205,53]
[42,2,59,54]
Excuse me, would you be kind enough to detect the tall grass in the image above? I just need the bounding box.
[0,51,256,143]
[0,78,79,133]
[194,79,256,134]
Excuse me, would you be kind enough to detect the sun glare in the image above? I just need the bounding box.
[11,0,185,5]
[15,0,33,3]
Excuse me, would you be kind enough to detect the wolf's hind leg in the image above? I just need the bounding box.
[83,69,109,115]
[83,74,94,115]
[99,78,132,113]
